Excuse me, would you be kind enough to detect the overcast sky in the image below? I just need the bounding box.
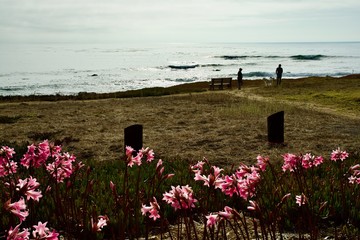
[1,0,359,44]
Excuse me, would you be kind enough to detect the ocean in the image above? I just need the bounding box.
[1,42,359,96]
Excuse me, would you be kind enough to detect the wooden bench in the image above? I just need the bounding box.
[209,78,232,90]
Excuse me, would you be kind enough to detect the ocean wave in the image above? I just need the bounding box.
[244,72,274,78]
[216,55,282,60]
[160,62,239,70]
[216,55,259,60]
[0,73,12,77]
[168,64,199,69]
[290,55,327,60]
[0,87,25,92]
[216,54,333,61]
[199,63,226,67]
[174,78,198,82]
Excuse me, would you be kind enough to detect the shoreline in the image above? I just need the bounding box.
[1,74,358,103]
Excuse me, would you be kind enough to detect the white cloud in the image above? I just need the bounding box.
[0,0,359,43]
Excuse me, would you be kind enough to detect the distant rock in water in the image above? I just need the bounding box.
[217,55,248,60]
[91,74,98,77]
[168,64,199,70]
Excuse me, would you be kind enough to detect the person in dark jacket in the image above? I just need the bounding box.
[237,68,243,89]
[276,64,283,86]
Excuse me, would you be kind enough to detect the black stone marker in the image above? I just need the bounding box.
[267,111,284,143]
[124,124,143,154]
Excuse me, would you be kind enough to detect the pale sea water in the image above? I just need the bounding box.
[0,42,359,96]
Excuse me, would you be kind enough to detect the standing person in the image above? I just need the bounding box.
[237,68,243,90]
[276,64,283,86]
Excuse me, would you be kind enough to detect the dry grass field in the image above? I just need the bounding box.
[0,76,359,168]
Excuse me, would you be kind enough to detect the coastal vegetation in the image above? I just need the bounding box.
[0,75,360,239]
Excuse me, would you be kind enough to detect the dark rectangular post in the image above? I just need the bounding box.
[124,124,143,154]
[267,111,284,144]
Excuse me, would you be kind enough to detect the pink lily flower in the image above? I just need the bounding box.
[32,221,59,240]
[5,198,29,222]
[92,215,109,232]
[16,176,43,202]
[206,214,218,227]
[331,147,349,162]
[141,197,161,221]
[295,194,307,206]
[7,223,30,240]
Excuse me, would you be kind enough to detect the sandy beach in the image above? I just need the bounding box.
[0,76,359,167]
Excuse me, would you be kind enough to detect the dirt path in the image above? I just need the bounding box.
[230,87,360,121]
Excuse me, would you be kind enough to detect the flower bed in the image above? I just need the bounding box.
[1,141,359,239]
